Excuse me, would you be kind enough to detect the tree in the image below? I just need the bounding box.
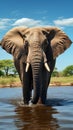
[0,70,4,76]
[0,59,16,76]
[11,66,18,76]
[63,65,73,76]
[52,67,59,77]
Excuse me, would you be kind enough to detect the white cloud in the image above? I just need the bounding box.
[0,18,14,30]
[13,18,43,27]
[0,18,9,29]
[1,17,73,31]
[54,18,73,26]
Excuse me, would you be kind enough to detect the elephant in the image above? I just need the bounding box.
[0,26,72,105]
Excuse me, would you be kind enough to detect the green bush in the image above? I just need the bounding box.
[63,65,73,76]
[0,70,4,76]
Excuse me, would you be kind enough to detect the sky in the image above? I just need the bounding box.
[0,0,73,71]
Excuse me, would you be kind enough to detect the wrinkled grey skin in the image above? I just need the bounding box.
[0,26,72,105]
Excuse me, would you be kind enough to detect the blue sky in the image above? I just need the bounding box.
[0,0,73,71]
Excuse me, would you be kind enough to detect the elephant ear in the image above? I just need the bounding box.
[0,27,28,59]
[44,27,72,59]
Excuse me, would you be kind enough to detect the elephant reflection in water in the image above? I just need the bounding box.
[0,26,72,105]
[14,106,59,130]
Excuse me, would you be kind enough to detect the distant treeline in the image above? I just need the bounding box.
[0,59,17,76]
[0,59,73,77]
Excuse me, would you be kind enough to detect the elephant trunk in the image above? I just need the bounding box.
[27,47,42,104]
[25,46,50,104]
[31,55,43,104]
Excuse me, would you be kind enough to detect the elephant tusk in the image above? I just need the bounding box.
[25,63,30,72]
[44,62,50,72]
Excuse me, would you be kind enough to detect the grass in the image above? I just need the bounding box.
[50,76,73,86]
[0,76,73,87]
[0,76,20,87]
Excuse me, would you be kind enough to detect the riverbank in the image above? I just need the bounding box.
[0,76,73,88]
[50,76,73,86]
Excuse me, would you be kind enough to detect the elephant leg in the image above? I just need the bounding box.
[38,71,51,104]
[21,63,32,104]
[22,72,32,104]
[38,60,56,104]
[40,60,56,104]
[14,59,32,104]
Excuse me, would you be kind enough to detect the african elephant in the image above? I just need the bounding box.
[0,26,72,105]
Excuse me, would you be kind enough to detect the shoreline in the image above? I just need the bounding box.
[0,82,73,88]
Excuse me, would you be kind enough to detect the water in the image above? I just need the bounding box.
[0,87,73,130]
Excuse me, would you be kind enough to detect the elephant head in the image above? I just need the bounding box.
[0,26,72,104]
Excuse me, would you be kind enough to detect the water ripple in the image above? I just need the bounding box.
[0,87,73,130]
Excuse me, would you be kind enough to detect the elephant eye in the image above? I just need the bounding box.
[24,40,29,53]
[42,30,49,37]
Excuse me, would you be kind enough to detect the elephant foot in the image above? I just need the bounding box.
[28,95,46,106]
[36,97,46,106]
[29,100,33,106]
[37,97,43,104]
[28,98,42,106]
[28,100,45,107]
